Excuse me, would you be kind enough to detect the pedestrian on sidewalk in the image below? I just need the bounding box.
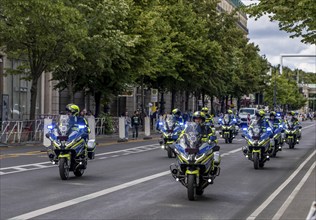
[131,110,141,139]
[122,111,131,140]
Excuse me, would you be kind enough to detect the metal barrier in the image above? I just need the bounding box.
[0,116,120,144]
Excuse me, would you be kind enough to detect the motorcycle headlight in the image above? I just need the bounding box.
[47,125,54,129]
[78,125,85,129]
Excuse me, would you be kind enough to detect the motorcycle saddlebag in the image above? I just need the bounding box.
[87,139,96,159]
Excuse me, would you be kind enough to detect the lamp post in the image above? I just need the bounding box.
[0,56,3,98]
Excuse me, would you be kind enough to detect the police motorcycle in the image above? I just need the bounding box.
[241,120,273,169]
[157,115,184,158]
[45,115,96,180]
[284,119,302,149]
[218,114,238,143]
[170,122,220,201]
[268,121,285,157]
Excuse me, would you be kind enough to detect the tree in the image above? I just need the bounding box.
[264,67,307,110]
[244,0,316,44]
[0,0,86,120]
[52,0,136,116]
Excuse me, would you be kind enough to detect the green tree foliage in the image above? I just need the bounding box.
[0,0,86,120]
[244,0,316,44]
[264,67,307,110]
[52,0,136,115]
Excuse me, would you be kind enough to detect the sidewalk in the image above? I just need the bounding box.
[1,130,161,148]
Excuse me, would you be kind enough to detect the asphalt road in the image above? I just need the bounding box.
[0,121,315,220]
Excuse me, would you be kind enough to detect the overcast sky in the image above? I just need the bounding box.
[241,0,316,73]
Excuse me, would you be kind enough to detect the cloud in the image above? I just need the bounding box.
[241,0,316,73]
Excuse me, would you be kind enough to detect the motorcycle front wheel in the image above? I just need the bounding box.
[59,158,70,180]
[167,147,174,158]
[253,152,259,169]
[187,174,196,201]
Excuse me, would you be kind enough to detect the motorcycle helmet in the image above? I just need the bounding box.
[201,107,209,113]
[289,111,295,116]
[66,104,80,116]
[270,111,276,117]
[227,109,233,114]
[192,111,206,122]
[172,108,181,116]
[256,109,265,117]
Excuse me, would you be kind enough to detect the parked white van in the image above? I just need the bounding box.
[238,107,258,125]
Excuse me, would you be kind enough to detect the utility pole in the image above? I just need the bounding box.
[271,67,277,111]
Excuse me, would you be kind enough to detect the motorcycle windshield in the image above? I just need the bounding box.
[163,116,175,132]
[57,115,71,136]
[287,121,294,129]
[223,114,231,125]
[178,122,201,151]
[249,120,262,140]
[54,115,80,142]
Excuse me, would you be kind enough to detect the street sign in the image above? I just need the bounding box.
[151,89,158,102]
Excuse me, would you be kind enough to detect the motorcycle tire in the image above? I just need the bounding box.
[228,138,232,144]
[259,162,265,168]
[289,143,295,149]
[253,152,259,170]
[187,174,196,201]
[225,139,228,144]
[272,147,277,157]
[74,168,84,177]
[59,158,70,180]
[167,147,173,158]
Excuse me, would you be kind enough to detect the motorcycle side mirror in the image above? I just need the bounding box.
[45,133,50,139]
[299,126,302,129]
[281,130,285,133]
[269,134,274,139]
[241,134,245,138]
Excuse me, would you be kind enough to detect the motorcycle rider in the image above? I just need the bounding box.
[201,107,217,144]
[65,104,91,138]
[224,109,238,136]
[286,111,301,143]
[47,104,90,161]
[268,111,284,149]
[171,108,185,126]
[201,107,214,124]
[243,109,273,155]
[192,111,220,166]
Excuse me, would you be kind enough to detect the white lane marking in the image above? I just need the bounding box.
[246,150,316,220]
[95,144,159,157]
[0,161,51,172]
[8,148,240,220]
[221,148,241,156]
[272,162,316,220]
[8,171,170,220]
[0,144,160,175]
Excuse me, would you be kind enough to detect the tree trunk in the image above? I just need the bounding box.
[237,96,241,112]
[30,78,39,121]
[171,89,176,110]
[220,97,225,113]
[185,91,189,111]
[94,91,102,117]
[160,91,165,115]
[210,96,214,115]
[202,92,205,107]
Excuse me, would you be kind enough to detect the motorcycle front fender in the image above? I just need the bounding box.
[58,153,71,161]
[186,169,199,175]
